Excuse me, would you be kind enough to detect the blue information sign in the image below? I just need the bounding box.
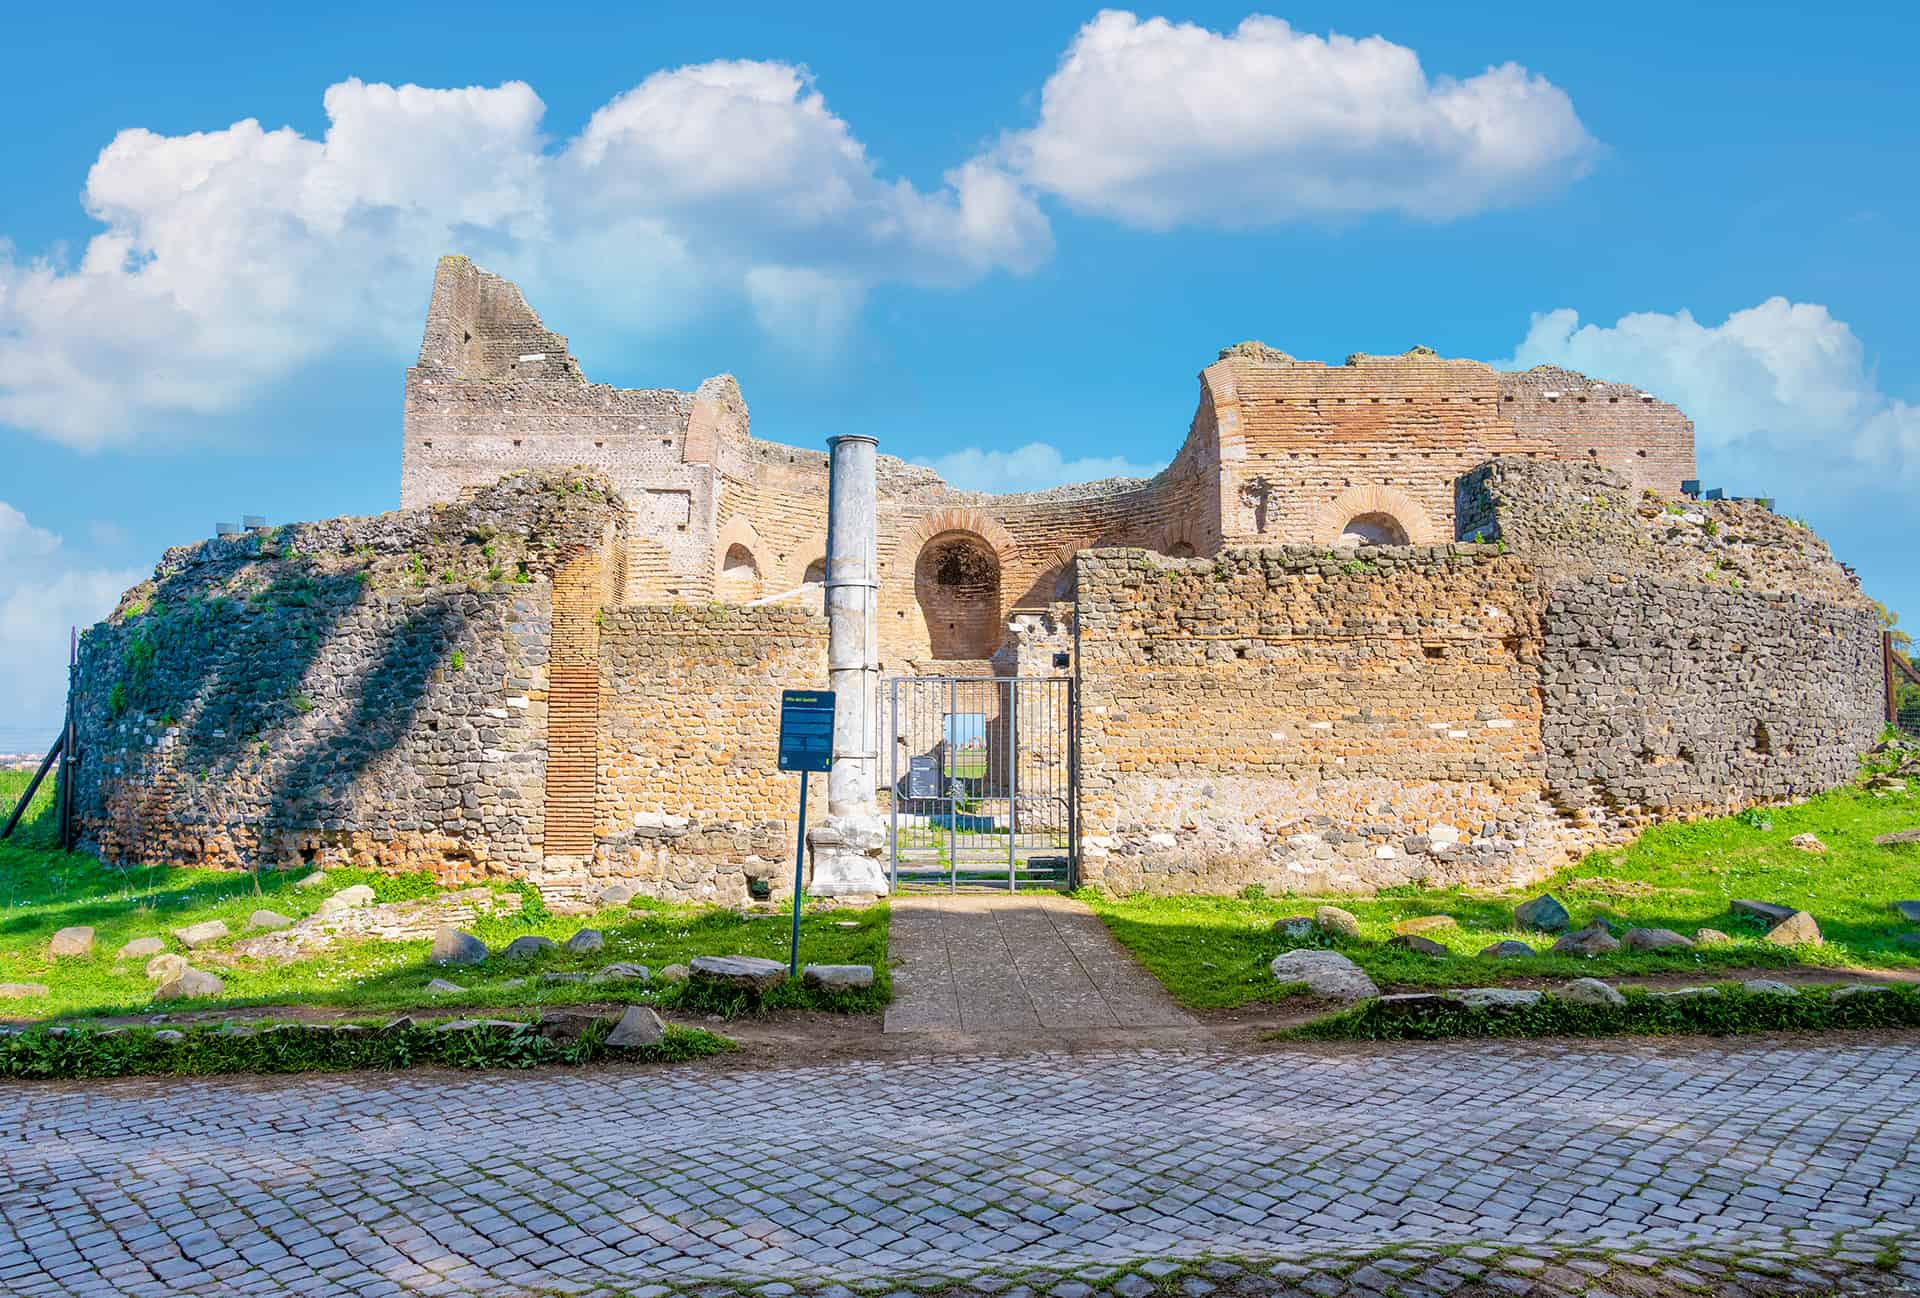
[777,689,836,773]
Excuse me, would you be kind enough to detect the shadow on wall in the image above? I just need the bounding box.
[78,548,469,871]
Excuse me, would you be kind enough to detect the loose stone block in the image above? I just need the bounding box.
[1551,923,1620,957]
[591,962,650,983]
[1557,978,1625,1007]
[563,928,604,954]
[502,935,557,960]
[1387,934,1450,957]
[606,1005,666,1048]
[49,926,95,957]
[1764,910,1822,947]
[154,968,225,1001]
[1742,979,1795,996]
[690,955,787,993]
[802,964,874,992]
[248,910,293,931]
[1390,915,1459,936]
[430,928,489,966]
[1268,949,1378,1002]
[1790,833,1827,854]
[1731,899,1798,926]
[145,953,189,983]
[425,978,466,995]
[1622,927,1694,951]
[117,937,166,960]
[1478,940,1535,959]
[1314,905,1361,940]
[1271,917,1315,940]
[1447,988,1542,1011]
[172,920,230,949]
[1513,895,1570,933]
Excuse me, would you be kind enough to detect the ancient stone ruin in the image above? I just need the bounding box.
[65,257,1887,902]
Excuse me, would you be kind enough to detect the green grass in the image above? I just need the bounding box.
[1288,983,1920,1042]
[1083,780,1920,1010]
[1,1017,731,1079]
[0,774,889,1022]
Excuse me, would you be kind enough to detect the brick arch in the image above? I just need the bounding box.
[1014,541,1084,609]
[1312,484,1436,545]
[893,508,1018,576]
[713,516,765,602]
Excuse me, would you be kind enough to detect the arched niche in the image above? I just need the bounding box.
[1312,484,1434,546]
[716,543,762,601]
[915,531,1003,659]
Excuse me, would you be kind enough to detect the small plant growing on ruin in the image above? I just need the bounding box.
[513,562,532,584]
[488,565,504,581]
[289,693,315,715]
[1703,518,1720,538]
[108,684,127,718]
[440,568,457,583]
[450,650,465,671]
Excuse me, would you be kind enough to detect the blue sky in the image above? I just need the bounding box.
[2,0,1916,747]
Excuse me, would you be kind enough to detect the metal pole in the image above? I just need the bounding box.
[888,679,899,892]
[790,772,808,978]
[59,627,77,851]
[948,677,958,892]
[1,733,63,842]
[1007,680,1018,893]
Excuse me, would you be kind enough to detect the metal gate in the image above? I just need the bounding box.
[887,675,1076,891]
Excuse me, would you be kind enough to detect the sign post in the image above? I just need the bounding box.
[777,689,835,976]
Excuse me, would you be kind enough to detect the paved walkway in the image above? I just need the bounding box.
[5,1038,1920,1296]
[883,892,1194,1035]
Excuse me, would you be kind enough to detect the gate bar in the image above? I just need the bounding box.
[2,732,63,843]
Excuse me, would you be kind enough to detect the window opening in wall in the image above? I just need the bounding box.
[717,543,762,602]
[1168,541,1196,559]
[1752,720,1773,754]
[1338,512,1410,546]
[915,532,1003,659]
[803,557,828,585]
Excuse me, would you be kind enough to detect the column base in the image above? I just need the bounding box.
[807,813,890,897]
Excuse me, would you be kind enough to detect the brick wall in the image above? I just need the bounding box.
[1499,367,1695,493]
[592,605,829,904]
[1073,545,1581,893]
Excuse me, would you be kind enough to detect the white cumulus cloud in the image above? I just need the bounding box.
[998,10,1598,229]
[0,501,141,742]
[918,442,1159,494]
[0,65,1051,449]
[1503,298,1920,486]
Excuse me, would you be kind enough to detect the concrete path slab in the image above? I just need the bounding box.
[883,891,1193,1035]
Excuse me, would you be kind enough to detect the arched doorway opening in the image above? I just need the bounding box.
[1338,512,1410,546]
[716,543,762,601]
[915,531,1002,659]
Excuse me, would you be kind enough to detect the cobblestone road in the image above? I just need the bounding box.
[4,1037,1919,1297]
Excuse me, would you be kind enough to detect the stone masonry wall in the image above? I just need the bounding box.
[1073,545,1585,894]
[1463,459,1885,829]
[69,471,629,882]
[593,605,829,905]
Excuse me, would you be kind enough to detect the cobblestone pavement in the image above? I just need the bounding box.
[4,1037,1919,1297]
[885,893,1194,1034]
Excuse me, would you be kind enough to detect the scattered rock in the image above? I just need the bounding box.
[536,1008,611,1042]
[690,954,788,994]
[152,1029,185,1044]
[154,968,225,1001]
[1622,927,1694,951]
[1892,901,1920,923]
[424,978,466,995]
[803,964,874,992]
[380,1016,414,1034]
[1876,830,1920,847]
[1447,988,1543,1011]
[563,928,604,954]
[430,927,489,966]
[0,982,49,1000]
[1764,910,1822,947]
[1268,949,1379,1002]
[171,919,229,949]
[591,962,650,983]
[316,885,376,917]
[248,909,293,931]
[1557,978,1625,1007]
[1387,934,1450,957]
[294,870,330,888]
[1270,917,1315,940]
[1742,979,1795,996]
[1866,776,1908,794]
[605,1005,666,1048]
[1694,928,1733,946]
[116,936,166,960]
[1833,984,1893,1000]
[432,1018,524,1034]
[502,935,557,960]
[596,883,637,907]
[1389,915,1458,936]
[659,964,691,984]
[1789,833,1827,854]
[1314,905,1361,940]
[145,953,190,983]
[1513,894,1571,933]
[1730,899,1797,926]
[1551,922,1621,957]
[1478,940,1535,959]
[1650,986,1720,1000]
[48,925,95,957]
[541,972,589,984]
